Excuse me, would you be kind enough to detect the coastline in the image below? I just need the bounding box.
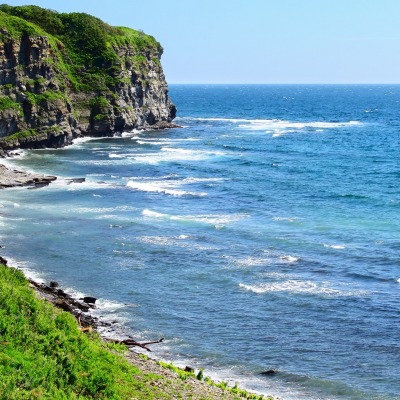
[0,140,279,400]
[0,256,275,400]
[0,162,57,189]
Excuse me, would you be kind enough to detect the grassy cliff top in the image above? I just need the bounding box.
[0,4,162,92]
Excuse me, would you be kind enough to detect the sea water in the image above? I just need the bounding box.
[1,85,399,400]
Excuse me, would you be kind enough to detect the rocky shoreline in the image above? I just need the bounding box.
[0,255,275,399]
[0,163,57,189]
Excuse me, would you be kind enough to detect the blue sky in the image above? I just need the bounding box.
[5,0,400,83]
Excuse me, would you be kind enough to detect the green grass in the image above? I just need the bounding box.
[25,91,67,105]
[0,264,170,399]
[0,264,275,400]
[0,5,161,92]
[0,95,23,115]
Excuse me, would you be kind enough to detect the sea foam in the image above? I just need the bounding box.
[127,180,207,197]
[239,280,369,297]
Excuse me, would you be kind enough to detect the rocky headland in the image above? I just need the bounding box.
[0,5,177,157]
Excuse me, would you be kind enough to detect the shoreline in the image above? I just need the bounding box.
[0,162,57,189]
[0,255,276,400]
[0,139,278,399]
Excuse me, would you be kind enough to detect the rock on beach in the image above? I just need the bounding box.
[0,163,57,189]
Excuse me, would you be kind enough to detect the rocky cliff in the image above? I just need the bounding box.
[0,5,176,154]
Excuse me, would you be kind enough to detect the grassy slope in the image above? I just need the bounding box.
[0,264,168,399]
[0,264,272,400]
[0,5,161,92]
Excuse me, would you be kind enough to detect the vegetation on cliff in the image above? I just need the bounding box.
[0,5,161,91]
[0,263,272,399]
[0,5,176,150]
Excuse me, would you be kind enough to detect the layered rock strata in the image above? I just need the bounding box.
[0,6,177,154]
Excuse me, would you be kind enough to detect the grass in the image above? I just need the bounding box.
[0,95,23,115]
[0,263,274,399]
[0,264,168,399]
[0,5,161,92]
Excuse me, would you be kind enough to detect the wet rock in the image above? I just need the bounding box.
[66,178,85,184]
[0,256,8,265]
[55,299,73,312]
[0,164,57,189]
[49,281,59,288]
[81,296,97,304]
[260,369,277,376]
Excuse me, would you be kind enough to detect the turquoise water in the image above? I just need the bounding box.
[1,85,400,399]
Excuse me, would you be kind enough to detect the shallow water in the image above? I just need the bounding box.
[1,85,400,399]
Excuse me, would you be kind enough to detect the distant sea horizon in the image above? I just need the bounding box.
[1,84,399,400]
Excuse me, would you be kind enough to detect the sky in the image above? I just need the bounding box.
[4,0,400,84]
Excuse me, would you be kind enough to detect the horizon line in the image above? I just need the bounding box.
[168,82,400,85]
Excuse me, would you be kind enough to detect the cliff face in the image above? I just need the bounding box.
[0,6,176,152]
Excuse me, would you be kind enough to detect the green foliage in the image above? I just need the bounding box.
[196,368,204,381]
[0,5,162,94]
[0,263,276,399]
[0,10,48,38]
[25,90,66,105]
[157,361,195,381]
[0,5,63,35]
[0,96,22,114]
[0,264,172,399]
[1,128,38,142]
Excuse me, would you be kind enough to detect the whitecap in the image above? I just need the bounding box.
[142,208,246,227]
[120,129,142,138]
[272,216,298,222]
[280,255,299,263]
[192,117,361,136]
[71,136,97,145]
[235,256,272,267]
[109,153,125,158]
[323,244,346,250]
[127,180,207,197]
[239,280,369,297]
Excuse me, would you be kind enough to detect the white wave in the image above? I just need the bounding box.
[142,208,246,227]
[178,116,362,130]
[272,216,298,222]
[280,255,299,263]
[76,159,132,166]
[239,280,369,297]
[72,136,102,145]
[235,256,272,267]
[5,258,47,284]
[238,119,362,133]
[74,205,137,214]
[396,278,400,284]
[181,177,227,183]
[95,298,128,312]
[137,235,187,247]
[323,244,346,250]
[120,129,142,138]
[127,180,207,197]
[109,153,125,158]
[49,179,110,191]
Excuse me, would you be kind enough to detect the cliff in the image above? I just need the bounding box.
[0,5,177,154]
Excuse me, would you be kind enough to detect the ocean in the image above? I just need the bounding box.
[1,84,399,400]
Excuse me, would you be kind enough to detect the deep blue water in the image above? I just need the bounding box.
[1,85,400,399]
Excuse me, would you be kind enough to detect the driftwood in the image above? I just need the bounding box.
[112,337,164,352]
